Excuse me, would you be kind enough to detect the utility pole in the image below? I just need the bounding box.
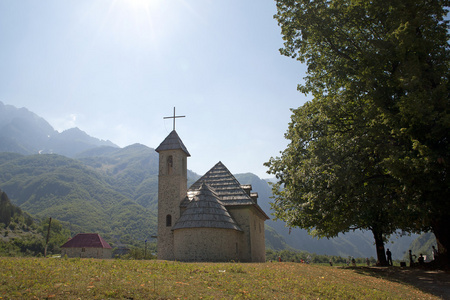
[144,239,147,259]
[44,217,52,258]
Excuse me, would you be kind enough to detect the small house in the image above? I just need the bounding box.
[61,233,112,259]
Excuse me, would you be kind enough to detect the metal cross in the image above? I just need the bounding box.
[164,107,185,131]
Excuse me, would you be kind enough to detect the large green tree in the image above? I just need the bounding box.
[267,0,450,265]
[266,94,414,265]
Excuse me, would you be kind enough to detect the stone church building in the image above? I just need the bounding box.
[155,130,269,262]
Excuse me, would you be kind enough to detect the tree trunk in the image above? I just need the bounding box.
[432,218,450,268]
[372,229,388,266]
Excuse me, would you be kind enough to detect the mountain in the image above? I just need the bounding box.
[0,153,156,246]
[405,232,437,261]
[76,143,200,210]
[0,101,117,157]
[77,143,160,210]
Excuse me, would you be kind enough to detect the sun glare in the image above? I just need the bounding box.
[100,0,166,47]
[80,0,201,61]
[126,0,162,11]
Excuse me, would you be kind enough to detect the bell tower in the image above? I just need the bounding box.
[155,129,190,260]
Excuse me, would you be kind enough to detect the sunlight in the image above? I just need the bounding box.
[80,0,203,54]
[110,0,162,42]
[83,0,168,52]
[125,0,162,11]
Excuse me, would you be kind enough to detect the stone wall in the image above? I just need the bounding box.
[61,247,112,259]
[174,228,242,262]
[249,207,266,262]
[228,208,252,261]
[228,206,266,262]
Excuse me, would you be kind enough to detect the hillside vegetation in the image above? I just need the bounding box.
[0,153,156,247]
[0,189,70,256]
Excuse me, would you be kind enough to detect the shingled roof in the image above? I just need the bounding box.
[155,130,190,156]
[186,162,255,205]
[183,162,269,219]
[173,182,242,231]
[61,233,112,249]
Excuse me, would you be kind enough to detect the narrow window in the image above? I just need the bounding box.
[82,247,86,252]
[166,214,172,227]
[167,156,173,175]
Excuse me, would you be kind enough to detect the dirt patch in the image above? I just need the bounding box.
[350,266,450,299]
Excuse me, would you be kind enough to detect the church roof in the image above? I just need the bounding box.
[172,182,242,231]
[155,130,190,156]
[183,161,269,219]
[187,161,255,205]
[61,233,112,249]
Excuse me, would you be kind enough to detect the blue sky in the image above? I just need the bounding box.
[0,0,309,178]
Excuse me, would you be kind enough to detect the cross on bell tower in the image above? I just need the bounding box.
[164,107,185,131]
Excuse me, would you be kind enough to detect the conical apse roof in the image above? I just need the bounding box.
[172,182,242,231]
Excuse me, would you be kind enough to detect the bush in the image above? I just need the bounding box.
[266,249,370,265]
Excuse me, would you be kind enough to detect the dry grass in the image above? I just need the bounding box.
[0,257,445,299]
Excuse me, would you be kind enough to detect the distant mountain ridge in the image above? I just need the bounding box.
[0,101,117,157]
[0,102,422,259]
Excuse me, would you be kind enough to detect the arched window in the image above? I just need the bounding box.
[167,155,173,175]
[166,214,172,227]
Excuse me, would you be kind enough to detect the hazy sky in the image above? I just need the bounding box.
[0,0,309,178]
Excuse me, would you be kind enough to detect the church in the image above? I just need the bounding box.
[155,129,269,262]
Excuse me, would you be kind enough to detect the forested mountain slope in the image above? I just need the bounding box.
[0,153,156,246]
[76,143,199,211]
[1,188,70,256]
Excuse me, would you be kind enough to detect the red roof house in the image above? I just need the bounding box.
[61,233,112,259]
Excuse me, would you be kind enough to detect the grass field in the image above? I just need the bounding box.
[0,257,445,299]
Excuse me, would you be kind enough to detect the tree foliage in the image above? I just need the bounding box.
[0,190,71,256]
[266,0,450,265]
[266,249,377,265]
[265,96,410,264]
[1,189,22,227]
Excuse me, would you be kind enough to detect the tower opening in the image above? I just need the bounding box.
[167,155,173,175]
